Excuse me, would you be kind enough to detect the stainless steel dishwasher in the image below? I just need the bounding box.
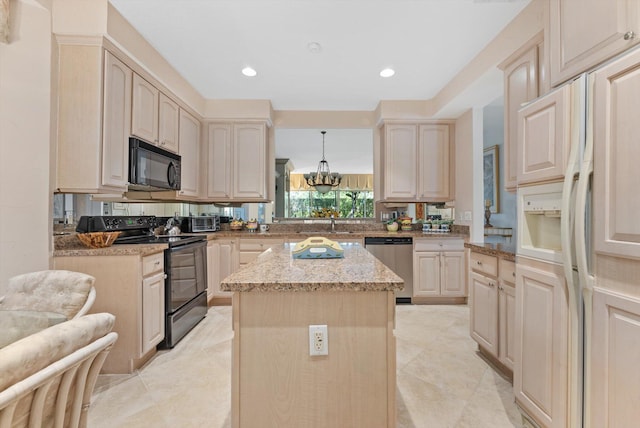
[364,237,413,304]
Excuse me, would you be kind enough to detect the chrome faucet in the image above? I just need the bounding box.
[330,214,336,232]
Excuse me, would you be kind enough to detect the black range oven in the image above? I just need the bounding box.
[76,215,208,348]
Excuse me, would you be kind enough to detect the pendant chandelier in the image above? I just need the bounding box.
[304,130,342,194]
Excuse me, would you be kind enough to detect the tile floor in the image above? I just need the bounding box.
[89,304,522,427]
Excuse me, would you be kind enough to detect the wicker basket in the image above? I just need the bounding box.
[229,223,244,231]
[76,232,121,249]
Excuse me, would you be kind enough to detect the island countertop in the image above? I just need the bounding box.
[220,242,404,292]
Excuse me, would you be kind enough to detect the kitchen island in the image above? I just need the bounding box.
[221,242,403,428]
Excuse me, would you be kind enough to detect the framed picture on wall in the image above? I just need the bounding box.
[483,145,499,213]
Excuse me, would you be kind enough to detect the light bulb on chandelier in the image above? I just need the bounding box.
[303,131,342,194]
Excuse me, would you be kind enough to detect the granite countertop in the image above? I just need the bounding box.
[53,234,167,257]
[465,242,516,261]
[207,230,468,240]
[221,243,404,292]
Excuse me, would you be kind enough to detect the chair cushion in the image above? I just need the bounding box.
[0,313,115,392]
[1,270,94,319]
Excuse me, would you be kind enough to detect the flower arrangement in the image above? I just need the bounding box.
[311,208,339,218]
[386,219,399,232]
[230,218,244,231]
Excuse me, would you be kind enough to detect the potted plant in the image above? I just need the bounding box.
[386,219,399,232]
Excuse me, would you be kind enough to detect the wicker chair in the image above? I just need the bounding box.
[0,313,117,428]
[0,270,96,320]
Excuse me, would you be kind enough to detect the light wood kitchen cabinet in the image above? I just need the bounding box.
[550,0,640,87]
[207,122,273,202]
[380,122,454,202]
[382,124,417,200]
[141,271,165,355]
[208,238,239,304]
[517,83,572,186]
[498,259,516,370]
[514,256,569,428]
[56,47,131,193]
[413,239,465,303]
[177,109,201,198]
[131,74,179,153]
[54,251,166,374]
[500,35,543,192]
[593,47,640,260]
[239,238,285,266]
[590,287,640,428]
[417,124,453,200]
[469,251,516,373]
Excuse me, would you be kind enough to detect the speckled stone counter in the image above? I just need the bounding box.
[53,234,166,257]
[465,242,516,261]
[221,243,404,292]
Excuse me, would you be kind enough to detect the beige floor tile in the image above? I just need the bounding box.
[89,304,520,427]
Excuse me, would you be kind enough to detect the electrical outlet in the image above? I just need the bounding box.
[464,211,472,221]
[309,325,328,356]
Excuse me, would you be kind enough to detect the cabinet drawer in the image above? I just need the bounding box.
[499,259,516,285]
[239,239,284,251]
[470,252,498,277]
[414,239,464,252]
[142,252,164,276]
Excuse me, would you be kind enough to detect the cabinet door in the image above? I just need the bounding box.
[440,251,465,296]
[417,124,452,200]
[207,123,232,199]
[517,84,572,186]
[413,252,440,297]
[207,241,220,301]
[498,281,516,371]
[102,52,131,190]
[470,271,498,357]
[159,93,179,153]
[233,123,267,199]
[593,49,640,259]
[217,239,238,297]
[141,271,165,355]
[178,109,200,197]
[514,259,568,428]
[131,74,159,144]
[590,287,640,427]
[550,0,640,87]
[503,45,538,192]
[383,125,417,200]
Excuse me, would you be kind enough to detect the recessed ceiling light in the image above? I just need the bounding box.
[307,42,322,54]
[380,68,395,78]
[242,67,257,77]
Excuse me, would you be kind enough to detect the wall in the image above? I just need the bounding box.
[0,0,52,290]
[482,103,517,244]
[454,108,486,242]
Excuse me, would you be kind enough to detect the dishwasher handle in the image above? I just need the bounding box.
[364,237,413,245]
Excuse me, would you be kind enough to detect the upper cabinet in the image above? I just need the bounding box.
[177,109,201,198]
[57,47,131,194]
[550,0,640,87]
[517,83,572,186]
[500,35,543,192]
[206,122,274,202]
[131,74,179,153]
[379,122,454,202]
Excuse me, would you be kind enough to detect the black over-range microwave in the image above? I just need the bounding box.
[128,137,181,191]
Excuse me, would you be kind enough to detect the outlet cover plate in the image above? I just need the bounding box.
[309,325,328,356]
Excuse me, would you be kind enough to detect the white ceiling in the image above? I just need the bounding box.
[109,0,527,173]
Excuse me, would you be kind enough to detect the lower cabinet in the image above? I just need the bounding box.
[469,251,516,374]
[207,238,239,304]
[413,238,465,303]
[590,287,640,428]
[239,238,285,267]
[514,256,569,428]
[53,251,166,374]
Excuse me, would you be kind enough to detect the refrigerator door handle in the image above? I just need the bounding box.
[561,74,586,428]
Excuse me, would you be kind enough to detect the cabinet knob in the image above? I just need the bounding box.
[624,31,635,40]
[512,272,516,277]
[476,260,482,265]
[155,261,160,266]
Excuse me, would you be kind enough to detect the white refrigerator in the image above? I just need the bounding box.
[515,45,640,428]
